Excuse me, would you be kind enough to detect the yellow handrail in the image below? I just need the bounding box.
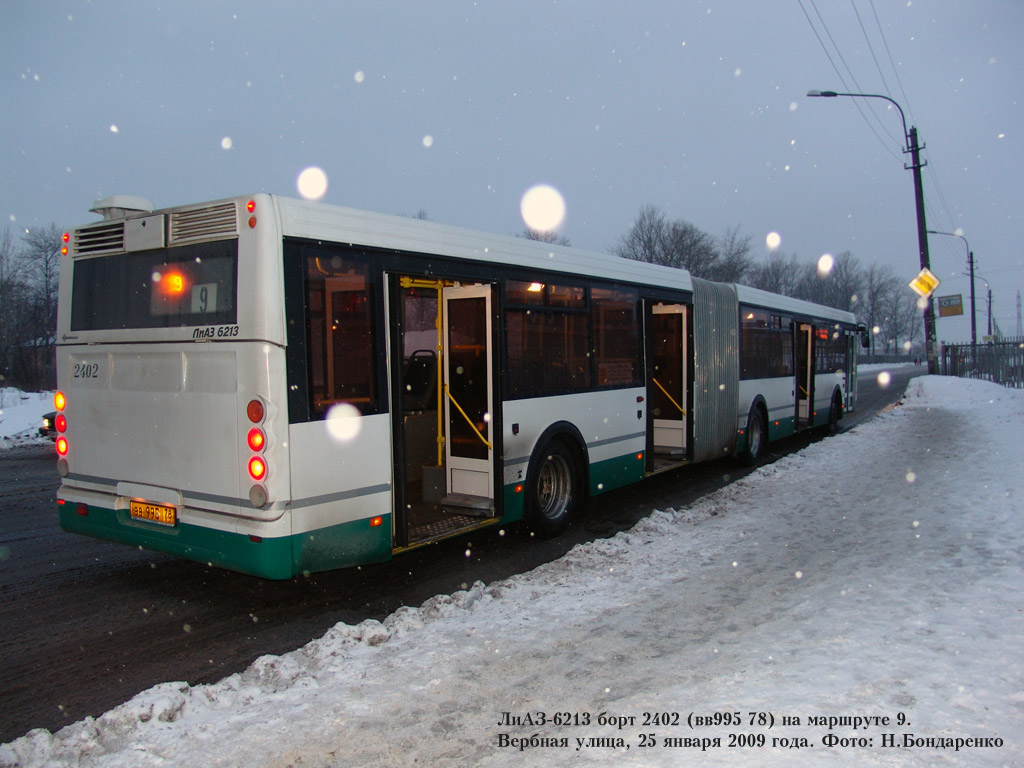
[400,276,450,465]
[443,383,492,450]
[651,377,686,415]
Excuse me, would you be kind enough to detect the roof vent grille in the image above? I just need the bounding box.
[74,221,125,255]
[169,203,238,244]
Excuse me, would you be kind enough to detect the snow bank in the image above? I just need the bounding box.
[2,375,1021,766]
[0,389,52,448]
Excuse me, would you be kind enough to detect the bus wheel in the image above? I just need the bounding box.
[740,405,767,466]
[826,393,842,435]
[526,439,578,536]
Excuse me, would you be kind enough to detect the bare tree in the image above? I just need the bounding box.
[820,251,864,313]
[614,205,728,279]
[520,228,570,246]
[861,261,899,355]
[0,224,62,389]
[663,219,718,275]
[876,286,922,355]
[746,250,803,296]
[778,250,863,314]
[613,204,667,265]
[898,292,924,355]
[21,224,62,338]
[0,226,29,385]
[711,225,753,283]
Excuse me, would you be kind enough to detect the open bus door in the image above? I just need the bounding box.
[846,325,868,413]
[845,331,858,412]
[647,302,690,472]
[388,277,497,550]
[442,284,494,505]
[796,323,814,426]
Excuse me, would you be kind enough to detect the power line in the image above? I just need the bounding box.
[797,0,903,160]
[846,2,961,240]
[808,0,904,149]
[852,0,893,100]
[923,158,960,234]
[803,0,969,274]
[868,0,917,126]
[806,0,905,149]
[863,0,958,234]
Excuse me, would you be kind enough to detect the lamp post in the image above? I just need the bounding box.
[807,89,937,373]
[927,230,976,349]
[973,274,993,338]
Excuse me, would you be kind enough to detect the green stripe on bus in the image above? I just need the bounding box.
[768,415,796,441]
[734,415,797,453]
[501,450,643,517]
[502,483,525,523]
[588,452,645,496]
[58,504,391,580]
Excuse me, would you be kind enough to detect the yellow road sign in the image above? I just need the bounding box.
[909,268,940,298]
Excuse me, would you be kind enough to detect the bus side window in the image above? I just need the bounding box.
[305,255,378,416]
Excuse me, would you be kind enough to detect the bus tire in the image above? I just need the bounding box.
[740,404,767,466]
[826,391,842,435]
[525,438,580,537]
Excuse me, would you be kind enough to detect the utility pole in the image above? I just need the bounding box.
[968,251,976,348]
[808,90,938,373]
[906,126,937,373]
[928,230,976,350]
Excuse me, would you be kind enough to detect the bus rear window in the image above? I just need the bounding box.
[70,239,238,331]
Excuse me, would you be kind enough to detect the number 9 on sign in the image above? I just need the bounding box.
[192,283,216,313]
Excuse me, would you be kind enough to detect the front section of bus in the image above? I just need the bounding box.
[54,194,295,578]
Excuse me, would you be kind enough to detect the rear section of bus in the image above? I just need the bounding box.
[54,195,297,578]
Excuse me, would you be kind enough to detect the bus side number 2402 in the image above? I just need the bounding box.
[73,362,100,379]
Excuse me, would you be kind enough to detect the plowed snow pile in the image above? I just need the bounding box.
[3,375,1021,766]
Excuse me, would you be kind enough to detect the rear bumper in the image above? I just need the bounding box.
[57,500,391,580]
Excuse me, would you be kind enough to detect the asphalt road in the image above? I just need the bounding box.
[0,364,921,742]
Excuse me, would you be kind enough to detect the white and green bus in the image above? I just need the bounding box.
[54,194,864,579]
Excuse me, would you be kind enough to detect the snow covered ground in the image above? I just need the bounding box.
[1,373,1021,767]
[0,389,53,449]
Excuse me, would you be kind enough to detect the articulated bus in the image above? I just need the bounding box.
[54,194,865,579]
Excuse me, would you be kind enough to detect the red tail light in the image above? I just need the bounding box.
[55,392,69,457]
[247,428,265,452]
[246,397,268,505]
[248,456,267,481]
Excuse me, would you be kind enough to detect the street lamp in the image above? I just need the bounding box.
[927,229,976,349]
[972,274,994,338]
[807,89,938,373]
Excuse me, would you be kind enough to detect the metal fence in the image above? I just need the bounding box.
[940,337,1024,389]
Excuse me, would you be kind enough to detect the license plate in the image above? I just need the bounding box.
[129,500,176,526]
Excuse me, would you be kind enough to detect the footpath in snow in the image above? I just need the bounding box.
[2,375,1022,767]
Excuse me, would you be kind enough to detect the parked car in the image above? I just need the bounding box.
[40,411,57,440]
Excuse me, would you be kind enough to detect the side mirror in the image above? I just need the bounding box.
[857,324,870,349]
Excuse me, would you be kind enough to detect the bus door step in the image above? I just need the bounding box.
[654,447,684,457]
[441,493,494,517]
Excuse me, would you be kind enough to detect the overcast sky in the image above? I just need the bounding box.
[3,0,1022,341]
